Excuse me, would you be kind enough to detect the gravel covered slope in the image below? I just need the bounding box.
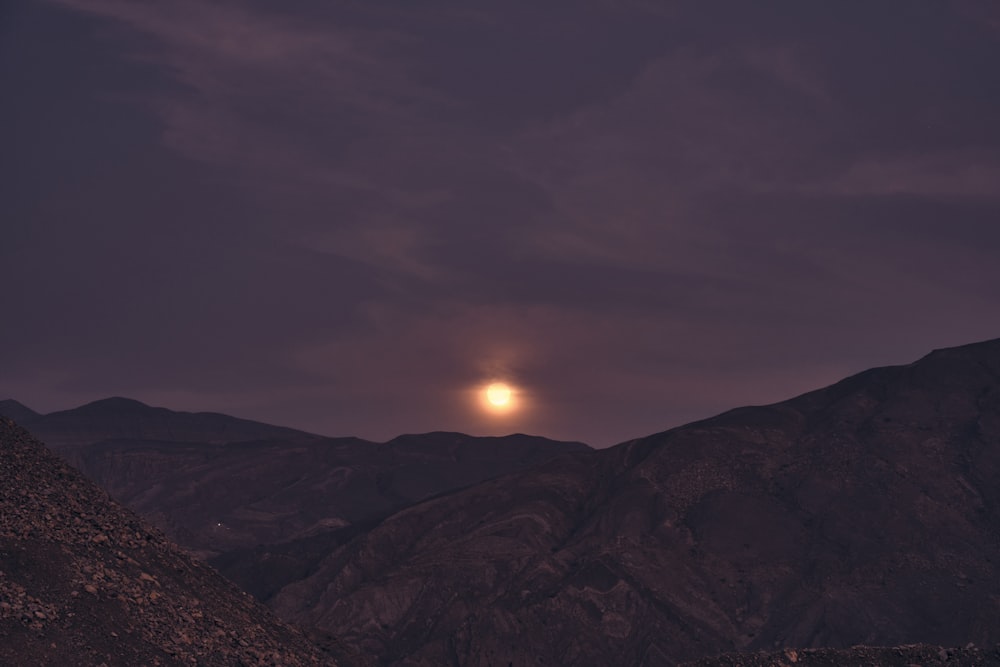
[0,418,344,667]
[683,643,1000,667]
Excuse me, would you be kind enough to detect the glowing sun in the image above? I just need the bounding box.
[485,382,512,407]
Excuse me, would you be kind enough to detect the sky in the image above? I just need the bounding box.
[2,1,1000,447]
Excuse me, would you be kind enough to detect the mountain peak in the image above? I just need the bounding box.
[0,399,39,423]
[75,397,153,413]
[27,398,316,450]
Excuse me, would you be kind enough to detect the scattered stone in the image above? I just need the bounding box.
[683,644,1000,667]
[0,419,337,666]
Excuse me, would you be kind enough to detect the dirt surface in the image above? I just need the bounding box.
[684,644,1000,666]
[0,418,342,667]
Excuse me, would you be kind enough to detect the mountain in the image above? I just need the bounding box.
[0,399,39,423]
[65,432,590,559]
[5,399,589,559]
[0,418,339,667]
[20,397,316,450]
[255,338,1000,666]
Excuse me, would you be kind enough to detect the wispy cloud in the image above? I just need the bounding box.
[808,152,1000,198]
[45,0,445,178]
[10,1,1000,443]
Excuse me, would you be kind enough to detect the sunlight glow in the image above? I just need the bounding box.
[480,381,518,414]
[486,382,512,406]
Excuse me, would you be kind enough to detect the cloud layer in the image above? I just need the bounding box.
[3,0,1000,445]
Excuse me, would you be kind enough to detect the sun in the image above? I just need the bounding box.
[480,381,517,414]
[486,382,512,406]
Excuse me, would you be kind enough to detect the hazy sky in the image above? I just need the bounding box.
[3,1,1000,446]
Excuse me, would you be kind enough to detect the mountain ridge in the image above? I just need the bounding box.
[2,399,590,560]
[67,432,589,559]
[14,398,319,449]
[256,336,1000,666]
[8,338,1000,665]
[0,399,39,423]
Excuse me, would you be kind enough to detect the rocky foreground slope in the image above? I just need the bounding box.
[682,644,1000,667]
[259,338,1000,666]
[0,419,339,667]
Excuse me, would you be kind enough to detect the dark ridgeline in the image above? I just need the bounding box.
[0,419,340,667]
[2,397,590,561]
[11,397,317,450]
[5,338,1000,666]
[242,338,1000,666]
[0,399,39,424]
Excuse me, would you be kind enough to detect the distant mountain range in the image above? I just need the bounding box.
[252,338,1000,665]
[2,396,315,449]
[4,338,1000,666]
[0,398,590,560]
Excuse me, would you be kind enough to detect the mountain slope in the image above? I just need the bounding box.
[0,418,340,667]
[682,644,1000,667]
[67,432,590,559]
[4,398,588,561]
[0,399,39,423]
[266,338,1000,666]
[21,397,316,450]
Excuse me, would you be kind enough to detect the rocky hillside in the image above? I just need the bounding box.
[0,418,341,667]
[682,644,1000,667]
[258,338,1000,666]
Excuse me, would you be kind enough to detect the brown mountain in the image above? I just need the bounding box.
[5,399,589,559]
[12,397,316,450]
[0,418,339,667]
[66,432,589,560]
[0,399,39,423]
[253,338,1000,666]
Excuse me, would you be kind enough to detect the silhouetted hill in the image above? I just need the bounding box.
[258,338,1000,666]
[0,399,39,423]
[20,397,316,450]
[0,418,339,666]
[6,400,590,559]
